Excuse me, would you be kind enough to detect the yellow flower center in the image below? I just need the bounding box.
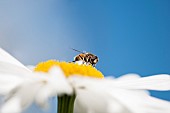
[34,60,104,78]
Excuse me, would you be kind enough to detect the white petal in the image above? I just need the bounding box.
[47,66,73,95]
[0,79,44,113]
[116,73,141,81]
[0,73,23,95]
[0,62,31,76]
[70,76,130,113]
[113,74,170,90]
[0,62,33,95]
[69,76,170,113]
[0,49,73,112]
[1,97,21,113]
[35,66,73,108]
[1,78,48,113]
[74,87,130,113]
[106,89,170,113]
[108,88,170,113]
[0,48,29,71]
[1,66,73,113]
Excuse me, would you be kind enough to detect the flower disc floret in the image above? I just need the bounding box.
[34,60,104,78]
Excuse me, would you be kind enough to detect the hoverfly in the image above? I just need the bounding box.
[71,48,99,67]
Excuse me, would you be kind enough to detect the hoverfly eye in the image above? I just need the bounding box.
[91,56,96,60]
[92,56,98,63]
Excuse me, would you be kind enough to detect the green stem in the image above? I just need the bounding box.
[57,95,76,113]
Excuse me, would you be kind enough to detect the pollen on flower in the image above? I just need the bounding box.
[34,60,104,78]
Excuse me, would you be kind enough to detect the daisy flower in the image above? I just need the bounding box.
[0,48,170,113]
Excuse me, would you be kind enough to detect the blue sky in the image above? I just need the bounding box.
[0,0,170,113]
